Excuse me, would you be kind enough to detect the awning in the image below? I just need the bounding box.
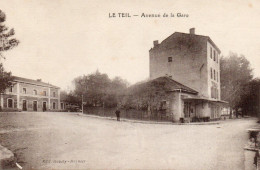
[183,97,229,105]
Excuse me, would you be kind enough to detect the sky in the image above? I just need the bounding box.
[0,0,260,90]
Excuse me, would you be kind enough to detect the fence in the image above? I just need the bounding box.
[83,106,173,122]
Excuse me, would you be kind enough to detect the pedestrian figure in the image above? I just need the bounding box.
[115,109,120,121]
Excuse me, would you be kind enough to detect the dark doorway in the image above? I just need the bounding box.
[53,102,56,110]
[43,102,47,112]
[33,101,37,111]
[22,100,27,111]
[7,99,13,108]
[184,102,191,117]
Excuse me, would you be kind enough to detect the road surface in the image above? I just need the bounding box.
[0,112,257,169]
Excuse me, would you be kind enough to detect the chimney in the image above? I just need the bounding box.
[153,40,159,47]
[190,28,195,35]
[36,79,42,82]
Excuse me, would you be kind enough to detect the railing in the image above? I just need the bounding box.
[83,107,172,122]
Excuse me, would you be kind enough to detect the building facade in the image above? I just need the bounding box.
[149,28,227,121]
[0,76,61,112]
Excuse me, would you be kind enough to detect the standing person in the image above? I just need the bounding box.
[115,108,120,121]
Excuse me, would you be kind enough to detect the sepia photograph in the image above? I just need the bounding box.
[0,0,260,169]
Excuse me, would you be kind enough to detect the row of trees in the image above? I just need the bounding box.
[220,53,259,117]
[61,70,129,108]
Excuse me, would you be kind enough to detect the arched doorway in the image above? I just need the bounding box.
[33,101,37,111]
[22,100,27,111]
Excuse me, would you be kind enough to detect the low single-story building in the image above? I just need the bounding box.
[122,76,228,122]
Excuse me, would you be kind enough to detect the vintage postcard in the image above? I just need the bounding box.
[0,0,260,169]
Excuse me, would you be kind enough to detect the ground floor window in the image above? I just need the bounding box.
[160,101,167,110]
[53,102,56,109]
[210,105,220,119]
[61,103,64,110]
[7,98,13,108]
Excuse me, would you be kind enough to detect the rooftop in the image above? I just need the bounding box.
[128,76,198,94]
[13,76,60,89]
[151,28,221,53]
[155,76,198,94]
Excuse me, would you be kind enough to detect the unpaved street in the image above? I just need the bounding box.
[0,112,257,169]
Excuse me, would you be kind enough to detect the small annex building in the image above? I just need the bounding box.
[123,76,227,122]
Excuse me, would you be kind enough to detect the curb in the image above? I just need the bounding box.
[76,113,220,125]
[0,144,16,169]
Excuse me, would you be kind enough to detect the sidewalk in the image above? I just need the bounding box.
[77,113,220,125]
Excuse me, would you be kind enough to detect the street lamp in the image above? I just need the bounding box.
[82,94,83,114]
[82,84,88,114]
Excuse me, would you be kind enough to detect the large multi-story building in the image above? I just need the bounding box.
[0,76,61,112]
[149,28,227,121]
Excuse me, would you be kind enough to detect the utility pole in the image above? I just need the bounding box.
[82,94,83,114]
